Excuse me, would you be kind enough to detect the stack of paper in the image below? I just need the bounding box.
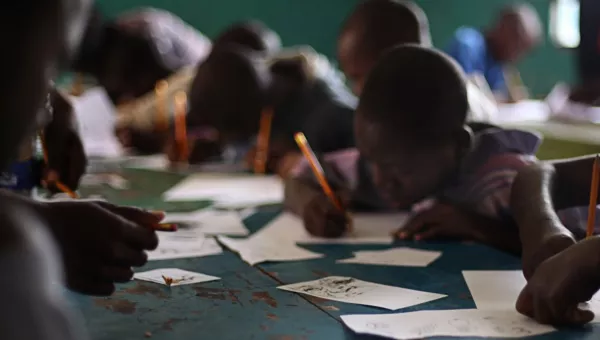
[162,209,249,236]
[162,174,284,208]
[337,248,442,267]
[278,276,446,310]
[134,268,220,286]
[341,309,556,339]
[148,233,223,261]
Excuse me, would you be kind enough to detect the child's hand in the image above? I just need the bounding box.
[42,93,87,192]
[302,192,350,238]
[396,203,484,241]
[516,237,600,326]
[42,200,162,296]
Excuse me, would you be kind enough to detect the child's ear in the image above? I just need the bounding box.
[454,125,473,159]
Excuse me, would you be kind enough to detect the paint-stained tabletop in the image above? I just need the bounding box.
[75,168,600,340]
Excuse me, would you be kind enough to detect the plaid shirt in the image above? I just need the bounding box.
[292,127,542,221]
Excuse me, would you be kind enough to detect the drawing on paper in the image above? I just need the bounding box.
[483,316,534,336]
[295,277,373,299]
[448,318,474,333]
[409,323,438,336]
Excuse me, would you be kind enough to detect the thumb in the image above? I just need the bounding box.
[94,201,164,225]
[564,307,595,326]
[515,286,534,318]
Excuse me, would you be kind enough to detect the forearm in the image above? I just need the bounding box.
[283,177,321,217]
[0,189,46,215]
[473,214,522,255]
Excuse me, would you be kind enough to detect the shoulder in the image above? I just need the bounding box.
[470,128,542,161]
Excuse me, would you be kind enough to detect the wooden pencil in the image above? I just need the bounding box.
[254,107,274,174]
[174,91,188,162]
[70,73,84,97]
[587,155,600,238]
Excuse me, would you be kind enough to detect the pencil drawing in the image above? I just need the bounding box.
[296,277,372,299]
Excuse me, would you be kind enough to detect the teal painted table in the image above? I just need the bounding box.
[75,169,600,340]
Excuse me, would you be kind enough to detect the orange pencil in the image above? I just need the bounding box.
[174,91,189,162]
[155,80,169,131]
[254,107,274,174]
[587,155,600,238]
[294,132,343,210]
[38,132,79,199]
[70,73,84,97]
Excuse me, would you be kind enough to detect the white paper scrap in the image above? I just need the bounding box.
[341,309,556,339]
[134,268,220,286]
[163,209,249,236]
[148,234,223,261]
[162,174,283,208]
[278,276,446,310]
[463,271,527,310]
[218,236,324,266]
[337,247,442,267]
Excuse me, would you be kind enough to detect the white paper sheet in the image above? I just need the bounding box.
[341,309,556,339]
[162,174,283,208]
[218,236,324,266]
[337,248,442,267]
[162,209,249,236]
[463,271,527,310]
[71,88,123,158]
[134,268,220,286]
[278,276,446,310]
[254,212,408,245]
[148,234,223,261]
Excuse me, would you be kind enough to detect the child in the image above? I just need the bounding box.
[0,2,163,338]
[337,0,496,122]
[337,0,431,96]
[182,45,356,174]
[511,157,600,325]
[445,3,542,102]
[285,45,539,254]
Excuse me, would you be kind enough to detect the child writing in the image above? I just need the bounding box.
[181,44,356,175]
[285,45,539,254]
[511,157,600,325]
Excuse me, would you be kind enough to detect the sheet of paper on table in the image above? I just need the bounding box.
[71,87,123,158]
[278,276,446,310]
[148,233,223,261]
[163,209,249,236]
[218,235,323,266]
[255,212,408,245]
[162,174,284,208]
[341,309,556,339]
[463,270,600,322]
[337,247,442,267]
[134,268,220,286]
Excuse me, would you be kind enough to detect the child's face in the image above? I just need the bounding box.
[337,30,375,96]
[355,114,461,209]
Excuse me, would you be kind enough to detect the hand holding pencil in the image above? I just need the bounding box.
[294,132,353,238]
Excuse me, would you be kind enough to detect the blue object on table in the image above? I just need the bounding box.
[0,158,42,194]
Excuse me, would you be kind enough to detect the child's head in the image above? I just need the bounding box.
[355,45,470,209]
[489,3,542,63]
[213,21,281,56]
[338,0,431,95]
[188,46,268,144]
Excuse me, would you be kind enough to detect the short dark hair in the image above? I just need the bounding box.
[213,21,281,55]
[187,46,266,141]
[341,0,431,57]
[357,45,468,144]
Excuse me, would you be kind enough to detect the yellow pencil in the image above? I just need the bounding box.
[155,80,169,131]
[254,107,274,174]
[174,91,188,162]
[587,155,600,238]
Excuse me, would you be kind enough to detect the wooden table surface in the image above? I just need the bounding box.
[72,168,600,340]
